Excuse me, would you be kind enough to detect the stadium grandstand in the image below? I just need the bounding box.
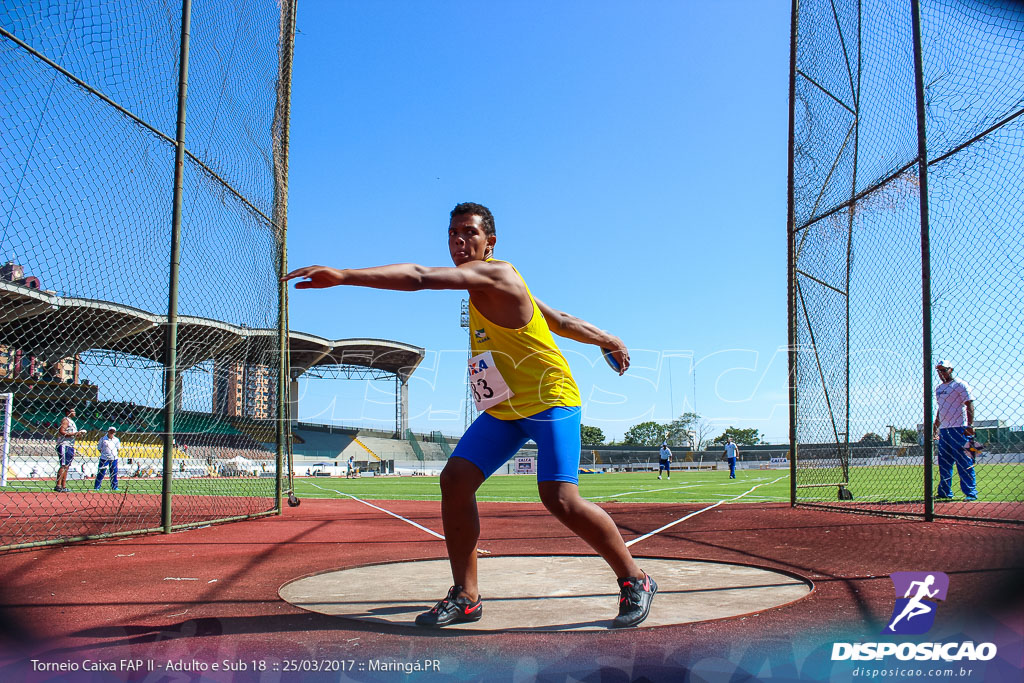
[1,268,425,484]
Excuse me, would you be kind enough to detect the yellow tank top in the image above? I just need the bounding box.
[468,259,581,420]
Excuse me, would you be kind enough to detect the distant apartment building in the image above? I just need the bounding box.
[0,261,80,384]
[213,359,273,419]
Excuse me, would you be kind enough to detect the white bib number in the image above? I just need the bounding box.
[468,350,514,411]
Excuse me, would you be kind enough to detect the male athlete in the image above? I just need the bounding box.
[284,202,657,629]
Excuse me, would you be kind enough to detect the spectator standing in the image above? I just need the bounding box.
[723,437,739,479]
[54,407,86,492]
[94,426,121,491]
[658,443,672,480]
[932,359,977,501]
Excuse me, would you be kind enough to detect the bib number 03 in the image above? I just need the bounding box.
[467,350,514,411]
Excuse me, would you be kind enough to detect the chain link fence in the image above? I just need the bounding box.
[788,0,1023,523]
[0,0,296,549]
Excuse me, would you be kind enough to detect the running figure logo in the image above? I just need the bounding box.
[884,571,949,635]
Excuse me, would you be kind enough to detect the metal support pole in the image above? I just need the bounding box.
[842,2,861,489]
[274,0,298,512]
[162,0,193,533]
[910,0,935,521]
[787,0,800,506]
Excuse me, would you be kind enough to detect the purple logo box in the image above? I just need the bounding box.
[883,571,950,635]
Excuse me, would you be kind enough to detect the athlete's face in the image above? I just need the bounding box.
[448,214,495,266]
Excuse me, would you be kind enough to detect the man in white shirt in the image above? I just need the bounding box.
[658,443,671,480]
[94,426,121,491]
[723,438,739,479]
[55,407,86,493]
[931,360,977,501]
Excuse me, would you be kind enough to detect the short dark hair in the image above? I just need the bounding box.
[450,202,495,237]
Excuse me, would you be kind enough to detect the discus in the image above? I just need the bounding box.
[601,347,622,373]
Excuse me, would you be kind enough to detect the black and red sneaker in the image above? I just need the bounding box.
[414,585,483,627]
[610,573,657,628]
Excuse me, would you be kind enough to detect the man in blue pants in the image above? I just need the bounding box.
[931,360,977,501]
[94,426,121,491]
[723,437,739,479]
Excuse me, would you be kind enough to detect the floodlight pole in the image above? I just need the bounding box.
[911,0,935,522]
[162,0,193,533]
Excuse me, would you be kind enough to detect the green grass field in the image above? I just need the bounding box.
[792,463,1024,503]
[4,478,276,497]
[296,470,792,504]
[6,464,1019,505]
[296,463,1023,505]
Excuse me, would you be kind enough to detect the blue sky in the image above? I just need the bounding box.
[285,1,793,443]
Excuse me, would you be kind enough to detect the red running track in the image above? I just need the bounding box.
[0,499,1021,681]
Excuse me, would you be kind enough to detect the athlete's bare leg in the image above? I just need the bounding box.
[439,457,487,601]
[538,481,643,580]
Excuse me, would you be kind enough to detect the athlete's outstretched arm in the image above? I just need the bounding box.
[283,261,509,292]
[535,298,630,375]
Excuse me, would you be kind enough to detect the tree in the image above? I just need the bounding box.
[623,421,668,446]
[860,432,886,444]
[663,412,697,447]
[711,426,761,446]
[664,412,715,449]
[897,428,919,444]
[580,425,605,446]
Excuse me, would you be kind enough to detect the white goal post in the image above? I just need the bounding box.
[1,392,11,486]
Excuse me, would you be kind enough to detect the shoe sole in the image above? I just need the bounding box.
[415,611,482,628]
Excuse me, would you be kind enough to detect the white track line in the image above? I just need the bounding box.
[625,475,788,548]
[307,481,445,540]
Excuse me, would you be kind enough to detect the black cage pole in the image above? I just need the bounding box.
[787,0,800,506]
[162,0,193,532]
[274,0,298,512]
[910,0,935,521]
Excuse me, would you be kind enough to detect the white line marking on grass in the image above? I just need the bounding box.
[625,475,788,548]
[588,484,705,500]
[307,481,446,540]
[304,482,494,554]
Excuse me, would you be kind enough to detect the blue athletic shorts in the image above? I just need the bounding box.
[451,406,581,484]
[56,444,75,466]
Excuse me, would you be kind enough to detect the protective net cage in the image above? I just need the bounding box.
[789,0,1024,523]
[0,0,296,549]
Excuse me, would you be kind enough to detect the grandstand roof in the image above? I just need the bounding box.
[0,281,423,378]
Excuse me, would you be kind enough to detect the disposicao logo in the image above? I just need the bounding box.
[831,571,997,662]
[884,571,948,635]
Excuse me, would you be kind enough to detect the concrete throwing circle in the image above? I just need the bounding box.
[280,556,811,632]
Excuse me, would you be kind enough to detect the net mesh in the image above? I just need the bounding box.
[790,0,1024,522]
[0,0,292,548]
